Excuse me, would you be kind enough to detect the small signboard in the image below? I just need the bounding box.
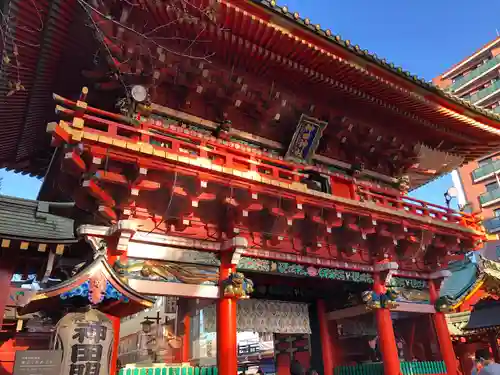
[13,350,62,375]
[238,343,260,356]
[4,288,37,319]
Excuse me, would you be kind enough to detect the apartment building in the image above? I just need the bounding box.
[434,36,500,113]
[434,36,500,252]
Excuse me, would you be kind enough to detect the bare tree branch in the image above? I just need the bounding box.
[77,0,217,60]
[0,0,43,96]
[76,0,225,110]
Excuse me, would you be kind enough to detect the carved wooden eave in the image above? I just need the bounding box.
[78,224,456,281]
[478,257,500,296]
[18,256,154,318]
[446,306,500,339]
[408,145,465,189]
[443,257,500,311]
[45,95,485,271]
[446,312,474,338]
[46,105,483,241]
[5,0,500,181]
[86,0,500,170]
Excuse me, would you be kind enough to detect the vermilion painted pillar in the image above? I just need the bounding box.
[317,300,334,375]
[328,320,342,367]
[429,280,458,375]
[105,241,122,375]
[217,252,237,375]
[457,343,475,375]
[107,314,121,375]
[488,332,500,362]
[373,273,400,375]
[182,314,191,362]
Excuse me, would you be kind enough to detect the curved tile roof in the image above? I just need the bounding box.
[441,255,500,310]
[19,255,154,317]
[0,195,75,242]
[251,0,500,123]
[440,256,479,302]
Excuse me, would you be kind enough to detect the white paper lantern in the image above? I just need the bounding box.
[55,308,114,375]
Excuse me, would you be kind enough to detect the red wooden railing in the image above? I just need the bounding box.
[357,184,481,230]
[53,93,482,232]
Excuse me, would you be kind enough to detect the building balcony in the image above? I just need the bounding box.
[479,187,500,207]
[467,80,500,106]
[448,55,500,93]
[483,216,500,234]
[471,159,500,183]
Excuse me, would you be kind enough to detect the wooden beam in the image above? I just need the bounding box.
[82,179,116,206]
[128,279,219,299]
[327,305,370,320]
[94,170,160,192]
[98,205,117,221]
[62,151,87,175]
[46,121,71,144]
[327,302,435,321]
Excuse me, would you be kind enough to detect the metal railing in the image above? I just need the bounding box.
[448,55,500,92]
[469,80,500,104]
[483,216,500,233]
[471,159,500,182]
[479,187,500,206]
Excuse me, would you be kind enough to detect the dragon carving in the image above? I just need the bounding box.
[113,259,219,285]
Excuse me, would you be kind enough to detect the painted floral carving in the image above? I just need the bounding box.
[307,266,318,277]
[238,257,427,290]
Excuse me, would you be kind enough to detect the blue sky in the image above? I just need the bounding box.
[1,0,499,208]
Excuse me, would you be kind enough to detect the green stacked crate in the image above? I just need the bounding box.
[333,361,445,375]
[333,364,384,375]
[399,361,446,375]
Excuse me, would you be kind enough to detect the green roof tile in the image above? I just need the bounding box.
[0,195,75,242]
[440,257,478,301]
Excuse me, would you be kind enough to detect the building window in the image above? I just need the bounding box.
[495,209,500,218]
[486,182,498,192]
[496,245,500,259]
[479,157,494,167]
